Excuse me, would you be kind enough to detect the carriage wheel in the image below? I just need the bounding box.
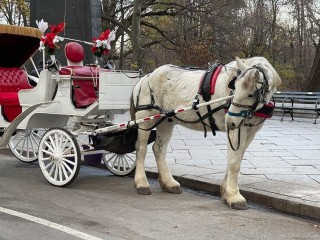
[8,129,44,163]
[38,128,81,187]
[102,151,136,176]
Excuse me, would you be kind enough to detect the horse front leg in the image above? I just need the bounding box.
[221,126,258,210]
[134,125,152,195]
[153,121,181,194]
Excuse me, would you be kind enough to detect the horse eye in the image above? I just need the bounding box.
[248,94,254,97]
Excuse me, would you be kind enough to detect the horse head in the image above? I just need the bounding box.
[226,57,281,130]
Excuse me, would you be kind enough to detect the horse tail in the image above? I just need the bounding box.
[130,93,136,120]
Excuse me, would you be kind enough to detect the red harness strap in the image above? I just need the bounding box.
[253,102,274,118]
[210,65,222,95]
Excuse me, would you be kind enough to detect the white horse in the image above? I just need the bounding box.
[130,57,281,209]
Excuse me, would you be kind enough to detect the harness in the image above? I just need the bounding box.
[134,64,273,142]
[191,63,224,137]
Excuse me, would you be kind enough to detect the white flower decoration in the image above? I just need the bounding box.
[107,30,116,43]
[36,19,48,33]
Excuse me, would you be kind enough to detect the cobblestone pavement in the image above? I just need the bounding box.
[141,116,320,220]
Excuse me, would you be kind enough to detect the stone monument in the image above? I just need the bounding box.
[30,0,101,65]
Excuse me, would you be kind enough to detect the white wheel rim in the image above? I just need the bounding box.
[9,129,44,162]
[38,129,80,186]
[103,151,136,176]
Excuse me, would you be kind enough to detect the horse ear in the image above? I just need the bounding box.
[254,69,260,81]
[235,57,248,72]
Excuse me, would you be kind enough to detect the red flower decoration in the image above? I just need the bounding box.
[93,29,111,42]
[91,29,115,58]
[50,22,65,34]
[41,22,65,55]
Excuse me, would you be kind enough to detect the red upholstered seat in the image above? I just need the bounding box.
[0,67,30,92]
[0,67,32,121]
[59,66,99,108]
[59,66,99,77]
[64,42,85,65]
[3,106,22,122]
[61,42,100,108]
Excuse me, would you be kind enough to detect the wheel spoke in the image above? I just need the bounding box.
[106,153,116,165]
[111,154,119,168]
[58,164,63,182]
[26,137,30,158]
[123,156,132,169]
[57,133,63,151]
[61,162,69,180]
[48,162,56,176]
[44,140,55,153]
[122,156,129,170]
[41,148,53,156]
[31,132,40,147]
[62,144,73,155]
[54,163,59,181]
[44,161,54,170]
[62,157,76,166]
[63,153,76,158]
[12,134,23,149]
[55,133,60,152]
[20,137,26,155]
[61,160,73,174]
[29,135,36,157]
[48,135,56,151]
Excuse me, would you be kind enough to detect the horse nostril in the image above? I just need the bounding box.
[227,121,236,130]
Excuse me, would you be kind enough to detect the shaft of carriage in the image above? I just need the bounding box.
[92,95,234,135]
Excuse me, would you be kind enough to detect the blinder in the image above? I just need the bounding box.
[228,76,237,90]
[228,69,241,90]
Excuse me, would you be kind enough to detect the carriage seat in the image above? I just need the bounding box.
[59,42,99,108]
[0,67,32,121]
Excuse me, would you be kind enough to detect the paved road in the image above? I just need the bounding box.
[0,149,320,240]
[140,116,320,219]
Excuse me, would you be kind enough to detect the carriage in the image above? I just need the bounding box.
[1,23,281,210]
[0,23,152,186]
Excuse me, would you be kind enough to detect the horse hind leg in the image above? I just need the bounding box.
[134,125,152,195]
[153,121,181,194]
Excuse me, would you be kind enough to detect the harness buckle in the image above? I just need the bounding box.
[192,94,200,110]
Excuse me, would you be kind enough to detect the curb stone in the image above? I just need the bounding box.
[146,171,320,221]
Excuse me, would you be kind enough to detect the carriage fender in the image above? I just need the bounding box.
[0,102,53,149]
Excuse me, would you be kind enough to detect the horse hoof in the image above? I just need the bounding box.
[231,202,248,210]
[136,187,151,195]
[166,186,182,194]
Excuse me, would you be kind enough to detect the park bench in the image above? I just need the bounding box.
[273,91,320,124]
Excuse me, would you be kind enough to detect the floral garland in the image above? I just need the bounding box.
[37,19,65,55]
[36,19,116,59]
[91,29,116,58]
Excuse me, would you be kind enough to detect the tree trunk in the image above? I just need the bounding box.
[131,0,144,70]
[306,42,320,91]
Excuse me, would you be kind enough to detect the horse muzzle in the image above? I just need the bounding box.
[225,114,244,130]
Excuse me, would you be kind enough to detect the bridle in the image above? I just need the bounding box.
[226,65,270,151]
[227,65,269,119]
